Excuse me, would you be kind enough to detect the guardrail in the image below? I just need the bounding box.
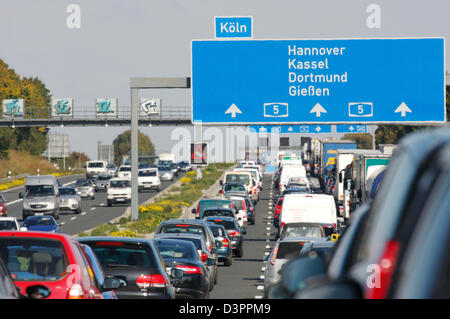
[0,173,29,184]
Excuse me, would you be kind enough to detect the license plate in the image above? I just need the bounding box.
[116,198,125,201]
[35,213,44,216]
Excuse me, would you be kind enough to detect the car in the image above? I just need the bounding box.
[295,127,450,299]
[79,243,119,299]
[0,194,8,217]
[22,215,60,233]
[204,217,244,258]
[220,196,248,233]
[138,168,162,192]
[78,236,183,299]
[0,231,107,299]
[223,191,256,225]
[158,166,174,181]
[192,198,235,220]
[106,178,131,206]
[155,219,216,259]
[74,179,95,200]
[106,163,117,176]
[264,235,328,293]
[94,174,112,192]
[0,217,21,231]
[206,222,233,266]
[85,160,108,180]
[170,163,179,177]
[178,161,192,172]
[153,238,210,299]
[153,233,218,292]
[59,186,82,214]
[117,165,131,179]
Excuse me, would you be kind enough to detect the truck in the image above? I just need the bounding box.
[319,140,357,186]
[334,149,382,217]
[343,153,392,218]
[158,153,176,166]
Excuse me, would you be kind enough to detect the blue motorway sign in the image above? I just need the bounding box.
[192,38,445,124]
[215,16,252,38]
[249,125,332,134]
[336,124,367,133]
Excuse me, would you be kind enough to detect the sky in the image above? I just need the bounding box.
[0,0,449,161]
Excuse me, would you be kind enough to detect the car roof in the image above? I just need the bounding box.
[203,207,233,211]
[204,216,236,222]
[24,215,55,220]
[0,217,18,221]
[78,236,153,245]
[0,230,72,241]
[278,236,328,243]
[152,238,197,247]
[154,233,204,240]
[160,219,208,225]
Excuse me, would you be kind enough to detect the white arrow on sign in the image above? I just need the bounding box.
[288,126,294,132]
[349,126,355,131]
[310,103,327,117]
[225,104,242,118]
[314,126,322,132]
[394,102,412,117]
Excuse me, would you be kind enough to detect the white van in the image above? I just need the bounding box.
[234,168,262,190]
[222,171,258,204]
[278,194,337,237]
[138,168,161,192]
[117,165,131,178]
[279,165,307,192]
[86,160,108,179]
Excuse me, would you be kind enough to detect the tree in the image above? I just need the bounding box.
[112,130,155,166]
[67,152,90,168]
[342,133,373,149]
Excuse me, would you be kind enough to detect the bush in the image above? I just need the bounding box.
[110,229,137,238]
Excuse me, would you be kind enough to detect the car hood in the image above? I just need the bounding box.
[60,195,79,200]
[25,196,55,204]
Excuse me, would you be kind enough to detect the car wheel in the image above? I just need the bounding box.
[214,270,218,285]
[107,200,112,207]
[224,256,232,266]
[76,208,81,214]
[237,247,244,258]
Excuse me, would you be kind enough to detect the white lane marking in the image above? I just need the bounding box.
[63,181,76,186]
[261,267,266,271]
[255,296,263,299]
[6,199,22,206]
[60,222,66,225]
[81,212,87,216]
[265,245,271,249]
[266,227,270,231]
[266,238,270,242]
[259,275,265,280]
[100,203,105,206]
[257,286,264,291]
[70,217,77,220]
[90,207,96,211]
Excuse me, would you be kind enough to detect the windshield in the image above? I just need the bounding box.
[226,174,250,185]
[75,180,91,187]
[59,188,76,195]
[0,221,17,230]
[97,175,111,181]
[199,200,232,216]
[119,166,131,172]
[0,238,68,281]
[88,162,104,168]
[110,180,130,188]
[25,185,55,197]
[139,170,157,177]
[207,220,237,230]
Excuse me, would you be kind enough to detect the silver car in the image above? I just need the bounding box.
[158,166,174,181]
[264,236,328,295]
[75,179,95,199]
[59,186,82,214]
[95,174,112,192]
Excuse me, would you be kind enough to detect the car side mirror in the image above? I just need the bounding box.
[25,285,52,299]
[170,268,184,280]
[206,258,216,266]
[18,192,23,199]
[219,180,223,185]
[102,276,121,291]
[191,208,197,215]
[294,278,362,299]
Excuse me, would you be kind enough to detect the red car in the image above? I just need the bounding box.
[0,231,106,299]
[0,194,8,216]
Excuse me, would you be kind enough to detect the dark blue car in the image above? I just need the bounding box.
[22,215,59,232]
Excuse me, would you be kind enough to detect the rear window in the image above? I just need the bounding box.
[119,166,131,172]
[199,200,232,215]
[89,243,157,269]
[163,237,202,251]
[156,244,194,260]
[203,210,234,218]
[110,180,130,188]
[0,238,69,281]
[226,174,250,185]
[208,225,226,238]
[208,220,237,230]
[277,242,304,260]
[88,162,104,168]
[223,184,246,192]
[159,224,205,237]
[60,188,76,195]
[283,225,324,239]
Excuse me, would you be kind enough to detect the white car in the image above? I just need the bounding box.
[138,168,161,192]
[0,217,23,231]
[117,165,131,179]
[107,178,131,206]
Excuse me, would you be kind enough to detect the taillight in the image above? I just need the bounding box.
[136,274,167,289]
[175,265,202,274]
[229,231,240,237]
[270,243,279,266]
[221,238,230,247]
[67,283,84,299]
[365,240,401,299]
[200,252,208,263]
